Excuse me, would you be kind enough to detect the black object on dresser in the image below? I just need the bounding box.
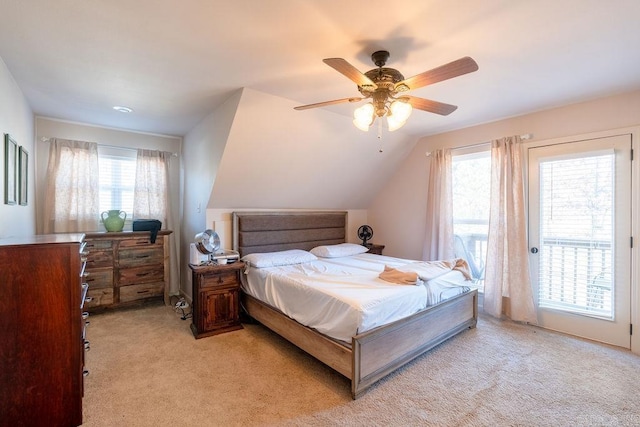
[0,234,89,426]
[189,261,244,339]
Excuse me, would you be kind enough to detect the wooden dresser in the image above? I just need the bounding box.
[189,262,244,339]
[0,234,88,426]
[83,230,172,311]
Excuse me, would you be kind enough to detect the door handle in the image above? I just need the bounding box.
[530,247,539,254]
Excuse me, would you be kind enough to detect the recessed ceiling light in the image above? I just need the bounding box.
[113,105,133,113]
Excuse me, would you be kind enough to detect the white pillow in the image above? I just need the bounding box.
[241,249,317,268]
[310,243,369,258]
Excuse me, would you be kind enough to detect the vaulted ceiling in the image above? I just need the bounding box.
[2,0,640,139]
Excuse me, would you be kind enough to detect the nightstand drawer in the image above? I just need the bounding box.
[200,271,239,289]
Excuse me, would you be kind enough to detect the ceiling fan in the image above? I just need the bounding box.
[294,50,478,132]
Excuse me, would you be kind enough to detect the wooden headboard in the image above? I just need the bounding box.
[232,211,347,257]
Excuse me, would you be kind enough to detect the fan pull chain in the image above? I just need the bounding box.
[377,119,384,152]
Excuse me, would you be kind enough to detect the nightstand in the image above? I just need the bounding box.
[189,262,244,339]
[364,243,385,255]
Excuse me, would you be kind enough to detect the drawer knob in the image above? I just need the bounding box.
[84,341,91,351]
[83,370,90,377]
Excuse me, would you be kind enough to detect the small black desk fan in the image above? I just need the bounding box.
[357,225,373,246]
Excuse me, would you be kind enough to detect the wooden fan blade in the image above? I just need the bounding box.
[323,58,378,89]
[396,57,478,91]
[294,97,363,111]
[404,96,458,116]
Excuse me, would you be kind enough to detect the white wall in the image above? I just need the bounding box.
[34,117,183,294]
[210,88,417,209]
[180,90,242,299]
[0,58,35,238]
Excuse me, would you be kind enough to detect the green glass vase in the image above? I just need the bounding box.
[101,209,126,232]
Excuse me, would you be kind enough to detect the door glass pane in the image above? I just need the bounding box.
[452,151,490,290]
[538,152,614,318]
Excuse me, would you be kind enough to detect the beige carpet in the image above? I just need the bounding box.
[82,303,640,426]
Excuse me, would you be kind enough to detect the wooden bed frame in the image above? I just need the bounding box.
[232,211,478,399]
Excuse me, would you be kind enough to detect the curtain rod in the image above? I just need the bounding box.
[40,137,178,157]
[425,133,533,157]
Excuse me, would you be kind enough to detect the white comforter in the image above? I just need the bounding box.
[242,253,470,342]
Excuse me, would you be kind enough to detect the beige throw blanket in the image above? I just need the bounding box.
[379,265,419,285]
[378,258,473,285]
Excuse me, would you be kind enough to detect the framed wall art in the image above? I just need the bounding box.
[18,146,28,206]
[4,133,17,205]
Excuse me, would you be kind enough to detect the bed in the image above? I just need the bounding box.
[232,211,478,399]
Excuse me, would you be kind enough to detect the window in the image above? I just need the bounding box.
[537,152,614,317]
[98,146,136,222]
[452,149,491,290]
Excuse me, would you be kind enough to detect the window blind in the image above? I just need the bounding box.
[537,152,614,318]
[97,146,136,219]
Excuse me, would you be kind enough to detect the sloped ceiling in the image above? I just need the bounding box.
[209,88,416,209]
[1,1,640,139]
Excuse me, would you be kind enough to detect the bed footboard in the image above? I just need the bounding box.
[242,293,353,377]
[351,289,478,398]
[242,289,478,399]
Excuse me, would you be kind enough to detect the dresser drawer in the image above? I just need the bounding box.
[119,282,164,303]
[118,264,165,285]
[84,239,113,250]
[119,237,164,249]
[200,271,239,289]
[85,288,114,308]
[84,268,113,289]
[118,247,164,268]
[86,250,114,268]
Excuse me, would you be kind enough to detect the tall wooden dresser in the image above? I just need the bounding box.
[83,230,172,311]
[0,234,88,426]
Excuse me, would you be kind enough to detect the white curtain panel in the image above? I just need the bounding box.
[484,136,537,323]
[43,139,99,233]
[134,149,179,295]
[422,148,454,261]
[133,149,170,223]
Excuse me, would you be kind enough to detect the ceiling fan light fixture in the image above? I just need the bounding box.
[386,99,412,131]
[386,115,407,132]
[353,102,375,131]
[296,52,478,136]
[389,99,412,121]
